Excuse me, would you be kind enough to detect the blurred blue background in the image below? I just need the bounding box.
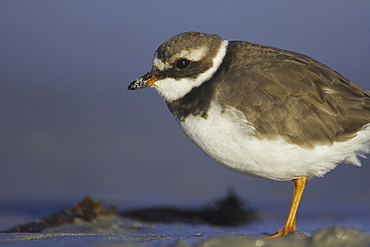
[1,0,369,226]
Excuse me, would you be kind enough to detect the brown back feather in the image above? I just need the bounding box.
[218,41,370,148]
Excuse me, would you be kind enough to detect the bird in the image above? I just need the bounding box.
[127,32,370,237]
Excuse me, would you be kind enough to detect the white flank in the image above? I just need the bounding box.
[151,40,229,101]
[179,103,370,181]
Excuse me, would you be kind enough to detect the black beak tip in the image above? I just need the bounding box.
[127,81,137,90]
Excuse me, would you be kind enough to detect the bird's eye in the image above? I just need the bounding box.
[176,59,191,69]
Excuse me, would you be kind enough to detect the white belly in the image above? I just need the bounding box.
[177,103,370,181]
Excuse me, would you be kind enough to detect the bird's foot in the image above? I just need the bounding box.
[267,226,297,238]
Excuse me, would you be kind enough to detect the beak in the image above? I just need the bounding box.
[127,72,160,90]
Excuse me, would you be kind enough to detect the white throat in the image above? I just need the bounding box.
[151,40,229,101]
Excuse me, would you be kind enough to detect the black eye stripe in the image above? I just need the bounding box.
[176,59,191,69]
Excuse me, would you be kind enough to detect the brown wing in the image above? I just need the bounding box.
[218,42,370,149]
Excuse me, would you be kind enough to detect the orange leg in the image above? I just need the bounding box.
[268,176,307,238]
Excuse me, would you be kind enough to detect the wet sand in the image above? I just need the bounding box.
[1,196,369,246]
[1,216,369,246]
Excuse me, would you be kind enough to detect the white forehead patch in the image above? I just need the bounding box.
[153,53,170,71]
